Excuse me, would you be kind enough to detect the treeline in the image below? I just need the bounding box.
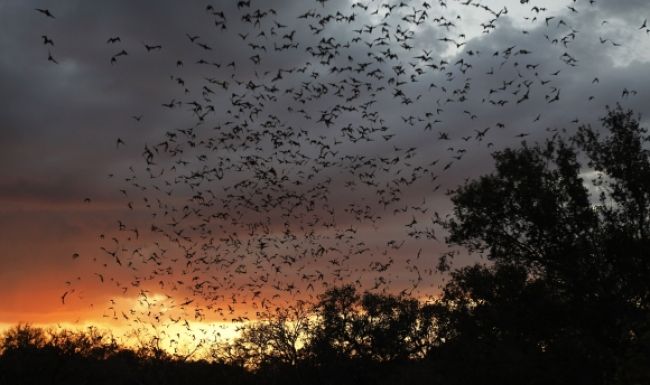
[1,281,648,385]
[0,323,251,385]
[0,289,432,385]
[3,107,650,385]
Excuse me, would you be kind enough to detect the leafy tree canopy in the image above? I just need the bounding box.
[436,106,650,385]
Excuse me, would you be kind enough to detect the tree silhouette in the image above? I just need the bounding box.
[309,285,363,361]
[435,106,650,385]
[223,301,312,370]
[304,285,438,384]
[0,324,252,385]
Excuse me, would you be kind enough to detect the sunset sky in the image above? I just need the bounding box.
[1,0,650,346]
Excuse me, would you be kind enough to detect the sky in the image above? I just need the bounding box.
[1,0,650,348]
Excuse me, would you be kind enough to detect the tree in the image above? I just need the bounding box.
[223,301,312,369]
[435,106,650,385]
[358,292,433,361]
[308,285,436,362]
[309,285,363,361]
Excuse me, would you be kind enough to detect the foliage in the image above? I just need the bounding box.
[436,105,650,385]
